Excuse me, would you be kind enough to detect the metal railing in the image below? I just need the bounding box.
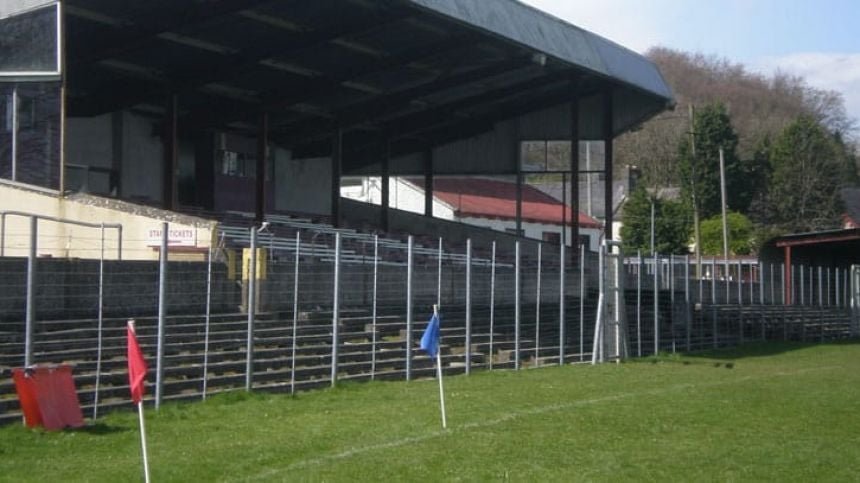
[0,220,856,425]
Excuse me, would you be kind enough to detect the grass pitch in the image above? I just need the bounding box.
[2,342,859,482]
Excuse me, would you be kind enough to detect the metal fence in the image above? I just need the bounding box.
[0,217,858,424]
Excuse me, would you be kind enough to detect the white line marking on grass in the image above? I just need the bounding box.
[243,365,839,481]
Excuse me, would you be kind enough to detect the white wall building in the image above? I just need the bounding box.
[342,177,603,251]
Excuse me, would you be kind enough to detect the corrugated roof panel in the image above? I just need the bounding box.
[407,0,672,102]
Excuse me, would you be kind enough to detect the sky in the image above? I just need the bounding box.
[521,0,860,126]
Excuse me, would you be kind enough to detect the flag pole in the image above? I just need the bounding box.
[433,305,447,429]
[129,320,151,483]
[137,400,151,483]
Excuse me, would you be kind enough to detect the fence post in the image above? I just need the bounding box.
[738,259,744,345]
[406,235,413,380]
[291,231,301,394]
[818,266,823,307]
[465,239,472,375]
[201,238,213,400]
[751,261,756,303]
[711,258,717,304]
[370,234,378,380]
[579,244,585,362]
[800,265,806,305]
[437,237,442,308]
[781,263,787,306]
[515,241,521,370]
[592,244,606,364]
[836,268,841,307]
[770,263,775,305]
[331,232,341,387]
[93,224,106,418]
[534,243,542,366]
[24,216,37,369]
[725,258,731,304]
[685,254,691,352]
[637,251,642,357]
[489,241,496,370]
[558,242,565,365]
[245,226,257,392]
[653,252,659,355]
[155,222,168,408]
[670,254,675,353]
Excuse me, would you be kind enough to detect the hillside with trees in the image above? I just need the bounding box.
[617,47,859,255]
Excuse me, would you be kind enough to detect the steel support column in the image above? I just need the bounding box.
[569,89,580,259]
[331,127,343,227]
[381,140,390,232]
[162,94,179,210]
[424,149,433,218]
[255,112,268,223]
[602,88,614,241]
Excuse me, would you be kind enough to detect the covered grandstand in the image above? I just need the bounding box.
[30,2,860,427]
[3,0,674,245]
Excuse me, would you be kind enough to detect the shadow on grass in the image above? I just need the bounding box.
[72,423,128,435]
[641,339,860,364]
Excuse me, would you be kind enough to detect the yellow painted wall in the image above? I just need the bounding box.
[0,181,217,261]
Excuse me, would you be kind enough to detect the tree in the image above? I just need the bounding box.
[621,187,691,255]
[678,103,743,220]
[767,116,847,232]
[699,212,754,256]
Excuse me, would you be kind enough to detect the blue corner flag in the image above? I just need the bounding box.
[420,313,440,357]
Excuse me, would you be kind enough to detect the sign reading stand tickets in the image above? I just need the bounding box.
[146,226,197,247]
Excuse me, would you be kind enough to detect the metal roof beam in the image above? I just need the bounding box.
[67,0,280,65]
[190,30,481,129]
[72,8,413,115]
[384,69,575,139]
[266,57,531,141]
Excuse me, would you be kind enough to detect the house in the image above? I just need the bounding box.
[840,188,860,228]
[342,177,603,251]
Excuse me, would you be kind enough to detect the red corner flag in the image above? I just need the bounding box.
[127,321,148,404]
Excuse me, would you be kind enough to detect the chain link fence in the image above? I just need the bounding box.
[1,216,857,424]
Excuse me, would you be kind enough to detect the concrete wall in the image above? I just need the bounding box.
[65,114,112,170]
[341,177,453,218]
[345,101,608,177]
[343,198,537,253]
[66,111,164,204]
[274,156,331,215]
[0,180,217,260]
[341,178,600,251]
[460,216,601,252]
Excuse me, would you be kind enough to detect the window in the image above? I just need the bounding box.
[519,140,605,172]
[219,150,257,178]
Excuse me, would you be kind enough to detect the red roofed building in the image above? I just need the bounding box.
[342,177,603,250]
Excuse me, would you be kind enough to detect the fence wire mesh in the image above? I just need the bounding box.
[0,217,857,424]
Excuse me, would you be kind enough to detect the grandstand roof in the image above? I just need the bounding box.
[65,0,673,165]
[415,178,602,228]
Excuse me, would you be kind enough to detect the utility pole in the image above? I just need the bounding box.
[718,147,730,260]
[689,105,702,279]
[650,198,655,256]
